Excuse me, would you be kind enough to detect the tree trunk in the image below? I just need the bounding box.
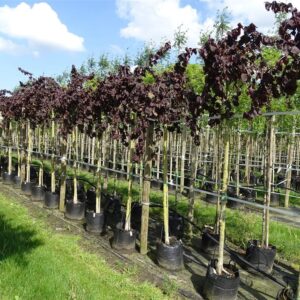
[284,121,295,208]
[125,136,135,231]
[8,122,12,175]
[187,142,198,238]
[73,127,79,204]
[216,131,230,275]
[169,133,173,183]
[162,126,170,245]
[156,140,161,180]
[180,127,187,193]
[26,120,32,183]
[236,130,241,196]
[245,136,250,185]
[140,123,154,254]
[51,117,56,193]
[95,140,102,214]
[262,115,275,248]
[59,138,67,212]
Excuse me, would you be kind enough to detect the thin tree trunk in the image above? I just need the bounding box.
[263,115,275,248]
[26,120,32,183]
[236,130,241,196]
[156,139,161,179]
[216,131,230,275]
[125,136,135,231]
[95,140,102,214]
[245,136,250,185]
[73,127,79,204]
[187,142,198,238]
[180,127,187,193]
[162,126,169,245]
[140,123,154,254]
[203,126,210,177]
[51,117,56,193]
[59,138,67,212]
[8,122,12,175]
[113,139,117,170]
[285,121,295,208]
[169,133,173,183]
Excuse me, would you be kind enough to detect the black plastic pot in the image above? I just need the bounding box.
[203,260,240,300]
[117,172,127,180]
[201,228,219,253]
[2,172,13,185]
[156,237,183,271]
[245,240,276,274]
[31,185,46,201]
[169,211,185,240]
[130,202,142,231]
[271,192,280,207]
[151,180,162,189]
[86,189,96,211]
[83,163,90,170]
[13,176,22,189]
[21,181,34,196]
[103,196,123,229]
[86,210,104,233]
[226,194,244,209]
[44,192,59,209]
[111,224,137,250]
[205,193,218,204]
[65,200,85,220]
[240,187,256,202]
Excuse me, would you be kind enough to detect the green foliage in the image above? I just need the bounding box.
[214,7,232,41]
[173,24,188,53]
[185,64,204,94]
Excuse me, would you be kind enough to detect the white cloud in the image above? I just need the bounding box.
[116,0,202,47]
[0,2,85,52]
[0,36,21,53]
[199,0,298,34]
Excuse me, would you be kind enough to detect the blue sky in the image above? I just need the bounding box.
[0,0,285,90]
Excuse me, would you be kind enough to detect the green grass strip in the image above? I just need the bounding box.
[0,192,167,300]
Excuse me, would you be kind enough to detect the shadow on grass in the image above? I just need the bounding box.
[0,214,43,266]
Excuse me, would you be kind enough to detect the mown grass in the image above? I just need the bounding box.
[0,192,167,300]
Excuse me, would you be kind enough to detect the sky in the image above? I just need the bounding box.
[0,0,297,90]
